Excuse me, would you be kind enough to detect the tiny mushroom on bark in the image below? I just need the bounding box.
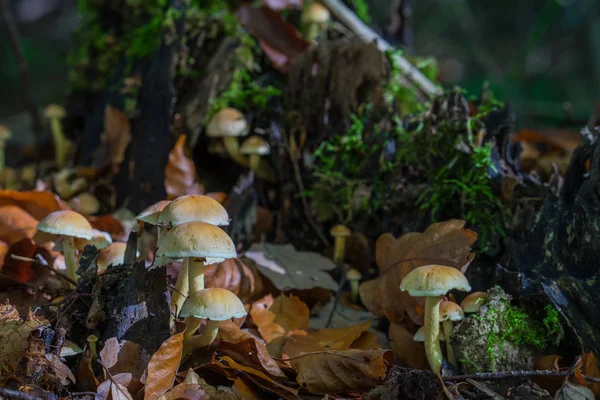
[44,104,69,169]
[330,224,351,263]
[136,199,171,243]
[180,287,247,355]
[439,301,464,366]
[96,242,133,273]
[400,265,471,375]
[206,108,249,167]
[461,291,487,313]
[37,210,94,286]
[302,2,331,41]
[240,136,270,174]
[346,268,362,304]
[0,125,12,173]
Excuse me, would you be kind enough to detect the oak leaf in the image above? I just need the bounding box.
[0,206,38,245]
[0,190,67,220]
[291,349,393,395]
[164,135,205,200]
[96,373,133,400]
[100,338,150,382]
[144,331,184,400]
[360,220,477,325]
[205,258,263,304]
[250,294,309,357]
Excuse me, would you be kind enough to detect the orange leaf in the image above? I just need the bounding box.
[350,331,381,350]
[283,321,372,358]
[577,352,600,396]
[1,238,51,287]
[159,383,208,400]
[100,338,150,382]
[0,205,38,245]
[250,294,309,357]
[388,322,428,369]
[0,190,67,220]
[87,215,126,241]
[144,331,184,400]
[360,220,476,325]
[164,135,205,200]
[104,105,132,168]
[205,258,263,304]
[290,349,393,395]
[77,347,99,392]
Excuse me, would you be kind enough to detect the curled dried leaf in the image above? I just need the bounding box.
[164,135,205,200]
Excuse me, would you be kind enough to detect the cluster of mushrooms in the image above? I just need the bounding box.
[400,265,486,375]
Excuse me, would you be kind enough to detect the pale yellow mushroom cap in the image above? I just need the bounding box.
[439,301,464,322]
[302,3,330,24]
[136,200,171,225]
[240,136,270,156]
[44,104,66,119]
[37,210,94,240]
[330,224,351,237]
[346,268,362,281]
[180,287,247,321]
[206,108,248,138]
[400,265,471,297]
[156,194,229,227]
[97,242,129,273]
[461,291,487,313]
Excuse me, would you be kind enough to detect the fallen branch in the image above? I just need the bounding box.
[443,370,600,384]
[10,254,77,286]
[0,387,44,400]
[321,0,441,99]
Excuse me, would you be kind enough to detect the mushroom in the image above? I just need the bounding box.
[136,200,171,243]
[87,334,99,362]
[399,265,471,375]
[330,224,351,263]
[156,195,230,324]
[207,139,228,157]
[414,326,446,342]
[240,136,270,173]
[346,268,362,304]
[206,108,249,167]
[44,104,69,169]
[96,242,131,273]
[37,210,94,286]
[54,229,112,252]
[206,192,228,205]
[67,193,100,216]
[301,2,330,41]
[0,125,12,173]
[461,291,486,314]
[180,287,247,356]
[439,301,464,366]
[157,221,236,324]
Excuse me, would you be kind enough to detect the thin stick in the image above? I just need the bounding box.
[0,388,43,400]
[10,254,77,286]
[0,0,43,149]
[443,370,600,384]
[320,0,441,98]
[325,261,347,328]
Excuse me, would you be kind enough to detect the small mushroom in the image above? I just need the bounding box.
[44,104,69,169]
[37,210,94,287]
[180,288,247,356]
[439,301,464,366]
[346,268,362,304]
[240,136,271,175]
[206,108,249,167]
[330,224,351,263]
[461,291,487,314]
[301,2,330,41]
[87,334,99,362]
[96,242,132,274]
[400,265,471,375]
[68,193,100,216]
[206,192,228,205]
[0,125,12,173]
[136,199,171,243]
[414,326,446,342]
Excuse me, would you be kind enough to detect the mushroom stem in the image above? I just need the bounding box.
[305,23,319,41]
[63,236,78,287]
[171,257,189,322]
[424,296,444,375]
[188,258,205,294]
[183,319,220,356]
[156,226,162,244]
[0,141,5,173]
[50,118,68,169]
[442,320,457,366]
[248,154,261,173]
[87,335,98,362]
[350,279,360,304]
[223,137,248,167]
[333,236,346,263]
[183,316,203,340]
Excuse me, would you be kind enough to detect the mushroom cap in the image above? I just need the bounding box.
[206,108,248,138]
[240,136,270,156]
[67,193,100,216]
[207,139,228,156]
[439,301,464,322]
[180,288,247,321]
[413,326,445,342]
[461,291,487,313]
[37,210,94,239]
[400,265,471,297]
[330,224,351,237]
[97,242,129,273]
[75,229,112,250]
[44,104,66,119]
[346,268,362,281]
[302,3,330,24]
[0,125,12,140]
[136,200,171,224]
[156,194,229,227]
[206,192,228,205]
[156,221,236,263]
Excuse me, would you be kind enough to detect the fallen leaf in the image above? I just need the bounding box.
[87,215,126,241]
[556,383,594,400]
[350,331,381,350]
[245,243,338,291]
[291,349,393,395]
[97,373,133,400]
[283,321,372,358]
[77,347,99,392]
[111,381,135,400]
[0,205,38,245]
[360,220,477,325]
[250,294,309,357]
[1,238,52,287]
[388,322,428,369]
[205,258,263,303]
[164,135,205,200]
[144,331,184,400]
[0,190,67,220]
[575,353,600,396]
[104,105,132,168]
[158,383,208,400]
[100,338,150,382]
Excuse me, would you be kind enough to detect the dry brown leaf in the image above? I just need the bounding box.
[291,349,393,395]
[576,353,600,396]
[77,347,99,392]
[534,353,600,396]
[97,373,133,400]
[0,206,38,245]
[87,215,126,241]
[0,190,67,220]
[100,338,150,382]
[158,383,208,400]
[350,331,381,350]
[14,332,74,387]
[144,331,184,400]
[104,105,132,168]
[388,322,428,369]
[164,135,205,200]
[250,294,309,357]
[205,258,263,303]
[0,241,8,268]
[360,220,477,325]
[283,321,372,358]
[0,238,52,288]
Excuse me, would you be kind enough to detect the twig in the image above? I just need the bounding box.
[10,254,77,286]
[443,370,600,384]
[0,387,44,400]
[325,261,348,328]
[320,0,441,99]
[0,0,43,151]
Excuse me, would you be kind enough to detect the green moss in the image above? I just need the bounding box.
[349,0,372,24]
